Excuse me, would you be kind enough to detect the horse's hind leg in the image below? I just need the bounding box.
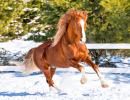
[33,45,61,92]
[37,64,61,92]
[49,67,61,92]
[50,67,56,79]
[49,67,57,91]
[83,56,109,88]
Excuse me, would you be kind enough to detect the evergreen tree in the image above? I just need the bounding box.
[87,0,130,65]
[0,0,44,42]
[27,0,83,42]
[100,0,130,43]
[0,0,25,42]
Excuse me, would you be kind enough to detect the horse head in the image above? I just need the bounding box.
[72,10,87,43]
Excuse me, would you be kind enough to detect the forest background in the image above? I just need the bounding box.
[0,0,130,66]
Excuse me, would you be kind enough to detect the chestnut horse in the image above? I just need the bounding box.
[20,10,109,92]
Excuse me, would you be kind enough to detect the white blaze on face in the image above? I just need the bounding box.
[79,20,86,43]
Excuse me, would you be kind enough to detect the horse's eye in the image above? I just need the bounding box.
[76,23,78,27]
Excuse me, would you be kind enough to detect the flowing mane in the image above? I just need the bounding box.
[51,10,76,47]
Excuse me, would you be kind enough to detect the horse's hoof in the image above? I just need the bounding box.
[101,84,109,88]
[58,89,62,93]
[80,78,87,84]
[80,80,84,84]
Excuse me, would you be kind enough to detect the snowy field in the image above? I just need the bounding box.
[0,39,130,99]
[0,69,130,100]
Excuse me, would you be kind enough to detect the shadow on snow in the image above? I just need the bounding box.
[0,91,68,97]
[0,92,46,97]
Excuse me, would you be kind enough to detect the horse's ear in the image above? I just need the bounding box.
[73,11,78,18]
[84,10,87,16]
[84,10,88,19]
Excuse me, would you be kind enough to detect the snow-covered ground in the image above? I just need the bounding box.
[0,40,41,54]
[99,57,130,68]
[0,40,130,99]
[0,70,130,100]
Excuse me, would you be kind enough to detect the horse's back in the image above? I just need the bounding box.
[36,41,53,52]
[33,41,53,67]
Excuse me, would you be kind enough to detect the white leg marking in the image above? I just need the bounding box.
[51,66,56,68]
[53,84,62,93]
[49,86,53,91]
[79,20,86,43]
[97,71,108,85]
[81,68,87,84]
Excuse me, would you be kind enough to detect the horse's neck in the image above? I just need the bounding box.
[64,25,79,44]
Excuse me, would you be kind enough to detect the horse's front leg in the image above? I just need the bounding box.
[69,60,88,84]
[83,56,109,88]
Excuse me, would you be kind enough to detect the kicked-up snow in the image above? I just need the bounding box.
[0,70,130,100]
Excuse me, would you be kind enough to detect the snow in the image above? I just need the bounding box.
[1,66,130,74]
[0,71,130,100]
[0,40,130,99]
[100,57,130,68]
[123,58,130,64]
[0,40,42,54]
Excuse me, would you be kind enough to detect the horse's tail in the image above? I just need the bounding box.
[14,48,40,74]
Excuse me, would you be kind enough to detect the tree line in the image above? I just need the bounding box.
[0,0,130,66]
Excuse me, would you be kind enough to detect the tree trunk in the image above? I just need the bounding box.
[89,49,104,67]
[95,57,100,66]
